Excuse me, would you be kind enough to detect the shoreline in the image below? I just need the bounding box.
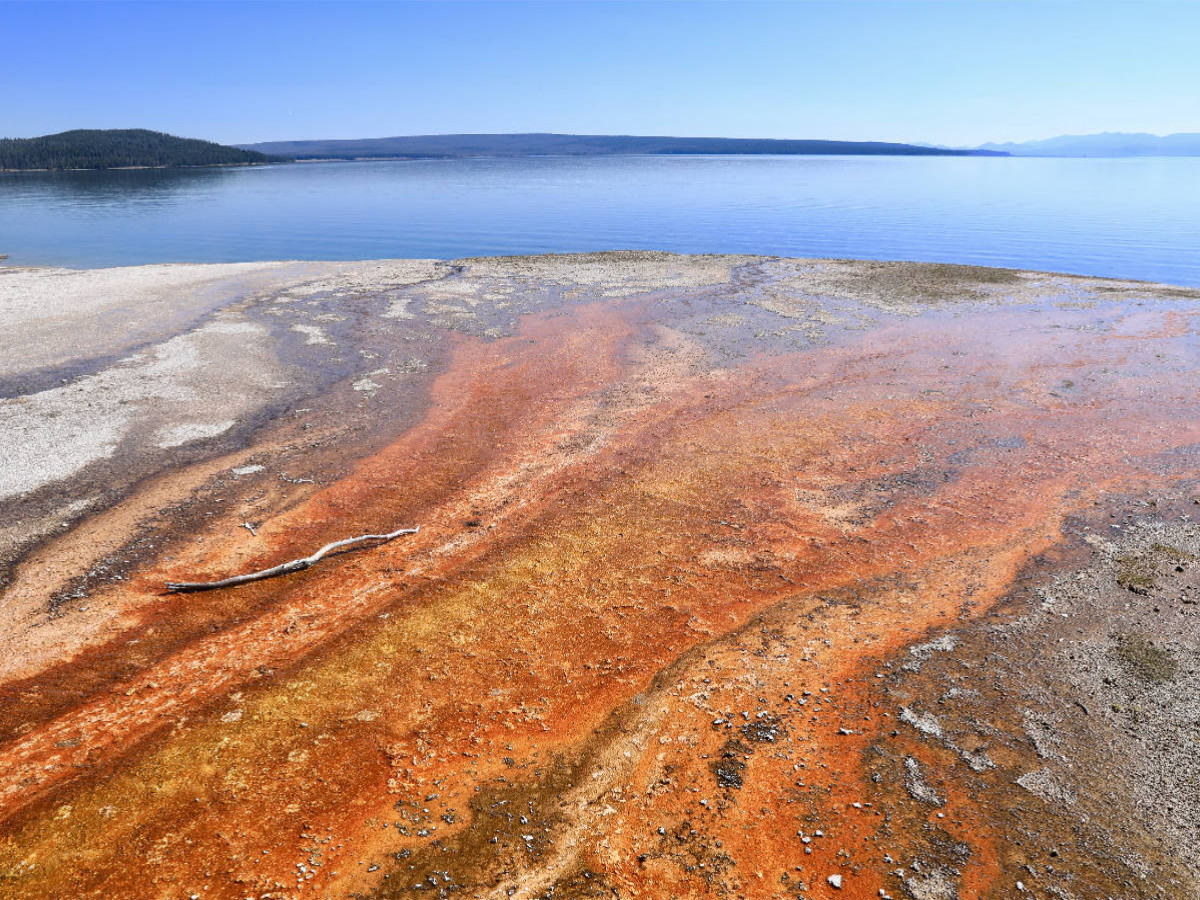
[5,251,1198,293]
[0,160,277,173]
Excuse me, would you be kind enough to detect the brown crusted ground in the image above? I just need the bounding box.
[1,255,1199,900]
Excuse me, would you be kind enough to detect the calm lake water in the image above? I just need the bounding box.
[3,155,1199,285]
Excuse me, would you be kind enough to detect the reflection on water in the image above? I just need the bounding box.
[2,155,1199,286]
[2,166,239,207]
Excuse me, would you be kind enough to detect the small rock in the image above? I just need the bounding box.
[828,874,843,889]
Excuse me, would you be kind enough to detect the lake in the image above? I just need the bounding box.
[3,155,1199,285]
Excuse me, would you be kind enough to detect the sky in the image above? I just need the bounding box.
[3,1,1198,147]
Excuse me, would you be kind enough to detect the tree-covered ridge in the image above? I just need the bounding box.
[0,129,279,170]
[240,133,1007,159]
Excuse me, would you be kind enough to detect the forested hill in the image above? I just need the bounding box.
[239,133,1006,159]
[0,129,279,170]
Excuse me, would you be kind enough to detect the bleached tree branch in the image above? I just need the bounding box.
[165,525,419,593]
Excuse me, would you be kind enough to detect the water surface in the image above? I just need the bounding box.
[2,155,1198,284]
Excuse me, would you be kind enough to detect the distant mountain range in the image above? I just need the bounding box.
[975,132,1200,157]
[238,133,1004,159]
[0,129,279,171]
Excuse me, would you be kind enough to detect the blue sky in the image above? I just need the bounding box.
[3,1,1198,146]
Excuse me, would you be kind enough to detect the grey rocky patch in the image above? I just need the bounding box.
[901,634,959,673]
[1016,768,1076,807]
[880,511,1200,897]
[1050,521,1200,859]
[903,757,943,806]
[155,420,236,448]
[899,706,943,739]
[739,712,782,743]
[958,747,994,773]
[290,323,331,345]
[903,867,960,900]
[1021,710,1064,760]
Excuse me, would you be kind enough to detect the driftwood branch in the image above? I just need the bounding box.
[165,525,419,593]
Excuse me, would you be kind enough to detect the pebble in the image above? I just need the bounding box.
[828,874,843,889]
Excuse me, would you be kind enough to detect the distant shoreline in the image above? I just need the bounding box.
[9,153,1199,173]
[0,161,275,174]
[247,130,1200,160]
[237,132,1005,161]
